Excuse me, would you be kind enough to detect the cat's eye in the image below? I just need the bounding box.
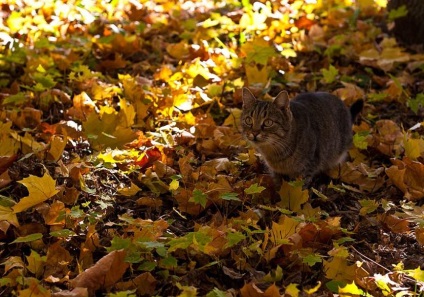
[263,119,274,127]
[244,117,253,126]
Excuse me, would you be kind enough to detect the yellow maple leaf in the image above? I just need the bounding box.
[48,134,67,162]
[0,205,19,227]
[323,256,356,282]
[12,172,59,214]
[277,181,309,211]
[245,64,270,86]
[285,283,300,297]
[118,182,141,196]
[270,216,299,245]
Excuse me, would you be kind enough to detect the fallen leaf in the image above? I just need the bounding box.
[70,250,129,295]
[13,172,59,214]
[386,158,424,201]
[377,213,410,234]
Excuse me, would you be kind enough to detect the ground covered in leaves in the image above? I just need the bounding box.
[0,0,424,296]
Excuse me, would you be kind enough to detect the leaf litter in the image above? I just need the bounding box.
[0,0,424,296]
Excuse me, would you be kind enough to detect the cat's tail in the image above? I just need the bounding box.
[350,99,364,123]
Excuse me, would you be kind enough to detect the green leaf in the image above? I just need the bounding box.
[321,65,338,84]
[226,231,246,248]
[206,288,228,297]
[244,183,265,195]
[220,192,241,201]
[353,131,369,149]
[3,93,28,105]
[408,93,424,114]
[359,199,378,215]
[302,253,323,266]
[138,261,157,271]
[106,236,131,252]
[12,233,43,243]
[160,255,178,268]
[388,5,408,21]
[326,280,347,293]
[49,229,76,238]
[191,189,208,208]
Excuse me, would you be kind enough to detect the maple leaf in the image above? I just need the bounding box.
[321,64,338,84]
[241,38,277,65]
[277,181,309,211]
[0,206,19,228]
[12,172,59,214]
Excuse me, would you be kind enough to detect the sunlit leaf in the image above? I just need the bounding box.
[244,183,265,195]
[359,199,379,215]
[12,172,59,213]
[241,38,277,65]
[12,233,43,243]
[321,65,338,84]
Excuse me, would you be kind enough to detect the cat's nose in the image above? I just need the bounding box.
[251,131,261,141]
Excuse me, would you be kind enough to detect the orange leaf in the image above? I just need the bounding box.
[386,157,424,201]
[377,213,410,234]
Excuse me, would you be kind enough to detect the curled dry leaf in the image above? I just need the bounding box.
[331,162,385,192]
[70,250,129,295]
[369,120,403,157]
[240,282,281,297]
[377,213,410,234]
[385,158,424,201]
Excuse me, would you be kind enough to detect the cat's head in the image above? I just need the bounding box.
[241,87,292,146]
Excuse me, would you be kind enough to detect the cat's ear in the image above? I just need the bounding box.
[242,87,257,107]
[273,91,290,110]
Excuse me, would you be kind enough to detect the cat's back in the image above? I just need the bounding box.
[290,92,347,114]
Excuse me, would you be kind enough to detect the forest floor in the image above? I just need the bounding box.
[0,0,424,296]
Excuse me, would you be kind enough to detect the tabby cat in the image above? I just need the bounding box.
[241,87,363,185]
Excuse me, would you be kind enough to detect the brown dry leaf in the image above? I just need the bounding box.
[43,200,65,226]
[115,272,157,296]
[333,82,365,105]
[51,287,88,297]
[70,250,129,295]
[299,218,341,247]
[386,158,424,201]
[44,242,72,279]
[0,169,12,189]
[332,162,385,192]
[8,107,42,129]
[240,282,281,297]
[16,277,51,297]
[369,120,404,156]
[377,213,410,234]
[415,227,424,245]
